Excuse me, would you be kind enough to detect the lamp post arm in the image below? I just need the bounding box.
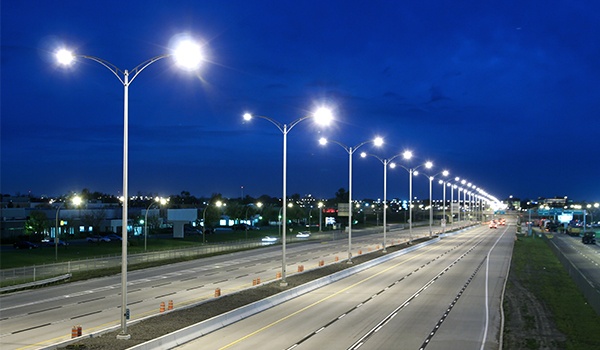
[395,163,411,172]
[247,115,286,133]
[353,139,375,153]
[327,139,351,153]
[78,54,170,86]
[287,115,314,133]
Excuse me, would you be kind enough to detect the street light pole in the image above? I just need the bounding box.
[243,109,332,285]
[55,202,64,261]
[318,202,323,232]
[450,183,455,229]
[320,137,383,263]
[55,37,204,340]
[202,200,223,243]
[393,151,432,244]
[422,170,448,237]
[144,197,167,252]
[441,180,447,232]
[54,195,82,261]
[360,152,405,253]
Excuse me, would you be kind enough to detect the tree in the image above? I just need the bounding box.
[335,188,349,202]
[81,209,107,234]
[24,211,48,235]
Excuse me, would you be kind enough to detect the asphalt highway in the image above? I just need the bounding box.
[175,224,515,350]
[546,233,600,289]
[1,224,437,350]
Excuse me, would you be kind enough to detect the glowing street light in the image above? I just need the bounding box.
[391,151,432,244]
[318,202,324,232]
[319,136,383,263]
[243,108,332,285]
[422,170,449,236]
[143,197,168,252]
[202,199,224,243]
[360,151,405,253]
[55,35,204,340]
[54,195,82,261]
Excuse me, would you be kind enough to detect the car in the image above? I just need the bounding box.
[86,235,111,243]
[296,231,311,238]
[13,241,39,249]
[232,223,250,231]
[41,238,69,247]
[489,221,498,229]
[582,232,596,244]
[103,234,122,241]
[261,236,278,243]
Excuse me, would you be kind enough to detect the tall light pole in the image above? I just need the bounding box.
[144,197,167,252]
[318,202,323,232]
[360,151,404,253]
[55,36,204,340]
[439,179,449,232]
[243,109,332,285]
[392,151,432,244]
[422,170,448,236]
[319,137,384,263]
[54,195,82,261]
[454,177,462,225]
[449,183,456,229]
[461,179,467,224]
[244,202,262,239]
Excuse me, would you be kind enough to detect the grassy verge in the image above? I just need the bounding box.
[1,227,285,269]
[506,235,600,349]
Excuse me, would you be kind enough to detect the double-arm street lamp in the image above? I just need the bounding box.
[54,195,82,261]
[391,151,432,244]
[422,170,449,236]
[449,182,457,228]
[56,36,204,340]
[243,108,333,285]
[144,197,168,252]
[319,136,384,263]
[360,151,405,253]
[438,177,451,232]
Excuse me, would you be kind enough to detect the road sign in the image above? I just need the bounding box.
[338,203,349,217]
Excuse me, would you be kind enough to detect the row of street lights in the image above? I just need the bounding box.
[53,35,499,340]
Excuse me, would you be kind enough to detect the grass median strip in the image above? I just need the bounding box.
[503,234,600,350]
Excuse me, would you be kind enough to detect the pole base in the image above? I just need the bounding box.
[346,259,353,265]
[279,281,288,287]
[116,333,131,340]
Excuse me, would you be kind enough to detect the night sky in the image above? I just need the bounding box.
[2,1,599,202]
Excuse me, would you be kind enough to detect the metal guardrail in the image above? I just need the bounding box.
[0,273,72,293]
[0,239,266,285]
[0,231,349,285]
[0,221,467,287]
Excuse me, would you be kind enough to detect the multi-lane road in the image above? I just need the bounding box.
[2,225,436,349]
[174,224,514,350]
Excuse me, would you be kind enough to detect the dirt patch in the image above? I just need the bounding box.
[502,250,567,349]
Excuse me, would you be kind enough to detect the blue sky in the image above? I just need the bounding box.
[2,0,599,202]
